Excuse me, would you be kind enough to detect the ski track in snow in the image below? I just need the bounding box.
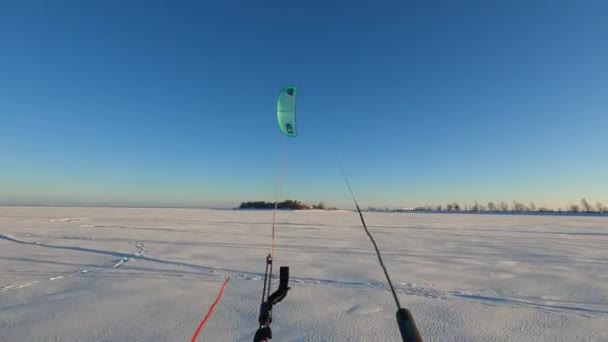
[0,281,39,293]
[2,232,603,319]
[170,268,608,319]
[0,233,147,295]
[49,217,91,223]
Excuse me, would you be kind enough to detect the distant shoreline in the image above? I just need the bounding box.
[0,204,225,210]
[365,210,608,218]
[1,205,606,218]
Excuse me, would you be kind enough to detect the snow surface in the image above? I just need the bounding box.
[1,207,607,341]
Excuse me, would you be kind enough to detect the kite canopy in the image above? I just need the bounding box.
[277,86,298,137]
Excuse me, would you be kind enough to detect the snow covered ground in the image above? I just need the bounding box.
[1,206,607,341]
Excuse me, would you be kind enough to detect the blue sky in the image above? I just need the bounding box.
[1,0,607,209]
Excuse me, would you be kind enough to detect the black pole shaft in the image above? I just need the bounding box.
[337,161,423,342]
[338,162,402,309]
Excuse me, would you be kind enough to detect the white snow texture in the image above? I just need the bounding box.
[0,207,607,341]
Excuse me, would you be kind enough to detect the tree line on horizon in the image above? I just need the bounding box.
[238,198,607,214]
[369,198,608,214]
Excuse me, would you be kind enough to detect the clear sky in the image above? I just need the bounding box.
[1,0,607,209]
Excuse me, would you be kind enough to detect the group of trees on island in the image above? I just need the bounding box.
[238,200,337,210]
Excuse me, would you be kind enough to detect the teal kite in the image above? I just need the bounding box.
[277,86,298,137]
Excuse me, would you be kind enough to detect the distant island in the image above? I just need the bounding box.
[238,200,337,210]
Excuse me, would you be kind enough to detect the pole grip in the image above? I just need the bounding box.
[279,266,289,289]
[396,308,423,342]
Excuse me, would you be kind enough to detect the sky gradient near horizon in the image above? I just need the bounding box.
[1,0,607,209]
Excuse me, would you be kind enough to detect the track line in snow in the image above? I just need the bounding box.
[49,217,90,222]
[2,232,605,318]
[450,292,608,317]
[67,241,147,275]
[0,281,39,293]
[0,233,148,294]
[97,257,608,319]
[107,261,608,319]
